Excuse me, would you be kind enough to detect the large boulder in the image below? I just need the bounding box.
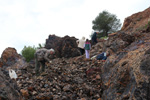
[0,69,22,100]
[0,47,27,69]
[45,35,81,58]
[0,47,20,67]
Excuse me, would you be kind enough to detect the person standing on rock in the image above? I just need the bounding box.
[34,48,55,76]
[91,31,99,45]
[76,36,86,55]
[84,39,91,59]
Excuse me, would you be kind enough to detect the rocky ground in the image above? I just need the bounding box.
[16,57,104,100]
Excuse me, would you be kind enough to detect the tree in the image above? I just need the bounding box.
[92,10,121,37]
[21,46,36,62]
[37,43,45,49]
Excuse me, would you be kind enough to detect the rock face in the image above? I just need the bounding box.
[121,7,150,34]
[0,69,22,100]
[99,7,150,100]
[0,47,20,67]
[45,35,81,58]
[0,47,27,69]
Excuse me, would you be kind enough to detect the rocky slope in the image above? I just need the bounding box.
[0,7,150,100]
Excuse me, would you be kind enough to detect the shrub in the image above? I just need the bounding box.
[21,46,36,62]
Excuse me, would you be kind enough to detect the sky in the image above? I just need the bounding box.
[0,0,150,56]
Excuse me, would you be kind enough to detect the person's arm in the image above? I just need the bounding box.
[44,51,50,62]
[89,43,91,49]
[76,40,79,44]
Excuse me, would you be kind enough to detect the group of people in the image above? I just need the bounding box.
[76,37,91,59]
[34,31,108,76]
[76,31,102,59]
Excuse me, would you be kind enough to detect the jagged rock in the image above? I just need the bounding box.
[121,7,150,33]
[0,47,27,70]
[20,89,29,99]
[0,69,22,100]
[0,58,3,67]
[0,47,20,67]
[45,35,81,58]
[100,7,150,100]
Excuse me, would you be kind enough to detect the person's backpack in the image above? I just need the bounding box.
[85,43,90,50]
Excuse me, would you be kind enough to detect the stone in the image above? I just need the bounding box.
[20,89,29,98]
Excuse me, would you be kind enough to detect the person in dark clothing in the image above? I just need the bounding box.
[96,51,110,61]
[96,52,107,60]
[91,32,99,45]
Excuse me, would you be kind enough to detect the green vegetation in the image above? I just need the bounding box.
[145,21,150,29]
[136,21,150,31]
[37,43,45,49]
[100,36,108,39]
[92,10,121,37]
[21,46,36,62]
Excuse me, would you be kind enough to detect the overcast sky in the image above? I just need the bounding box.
[0,0,149,56]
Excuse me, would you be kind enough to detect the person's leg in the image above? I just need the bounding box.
[88,50,90,58]
[41,61,46,72]
[81,48,85,55]
[78,48,82,55]
[85,50,89,58]
[87,50,90,58]
[35,55,40,76]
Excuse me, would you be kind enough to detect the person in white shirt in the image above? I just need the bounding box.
[76,37,86,55]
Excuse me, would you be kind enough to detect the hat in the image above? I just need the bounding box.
[82,36,85,40]
[49,48,55,53]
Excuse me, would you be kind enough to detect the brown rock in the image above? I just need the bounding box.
[121,7,150,33]
[0,69,22,100]
[1,47,19,66]
[20,89,29,98]
[45,35,81,58]
[27,87,34,91]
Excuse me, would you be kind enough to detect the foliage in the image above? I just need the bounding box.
[145,21,150,29]
[92,10,121,37]
[21,46,36,62]
[37,43,45,49]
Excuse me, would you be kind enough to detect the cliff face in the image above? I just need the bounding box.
[121,7,150,34]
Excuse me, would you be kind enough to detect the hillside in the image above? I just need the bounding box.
[0,7,150,100]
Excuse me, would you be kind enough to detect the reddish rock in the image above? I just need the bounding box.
[0,47,20,67]
[20,89,29,99]
[121,7,150,33]
[0,59,3,67]
[0,47,27,69]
